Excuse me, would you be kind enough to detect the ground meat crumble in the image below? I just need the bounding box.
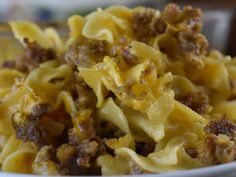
[3,38,57,72]
[177,91,209,114]
[12,103,52,147]
[33,141,103,175]
[132,8,167,43]
[198,134,236,165]
[132,4,208,68]
[204,119,236,142]
[192,119,236,165]
[65,39,108,67]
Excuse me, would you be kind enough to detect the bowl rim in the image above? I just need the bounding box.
[0,161,236,177]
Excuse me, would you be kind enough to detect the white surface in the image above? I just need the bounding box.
[0,162,236,177]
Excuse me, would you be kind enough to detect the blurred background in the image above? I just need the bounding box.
[0,0,236,56]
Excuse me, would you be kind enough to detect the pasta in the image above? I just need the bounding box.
[0,3,236,176]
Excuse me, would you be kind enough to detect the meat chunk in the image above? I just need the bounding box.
[68,110,96,145]
[12,112,49,147]
[65,44,89,67]
[31,103,52,118]
[134,9,154,24]
[65,40,108,67]
[161,4,208,66]
[204,119,236,142]
[33,145,66,175]
[34,141,101,176]
[177,32,206,56]
[56,144,77,165]
[132,8,166,43]
[132,4,208,67]
[75,76,97,110]
[197,120,236,165]
[76,141,98,167]
[177,91,209,114]
[12,103,52,147]
[4,38,57,72]
[198,134,236,165]
[108,37,140,66]
[176,31,208,67]
[56,142,99,175]
[162,4,202,32]
[65,75,97,145]
[68,120,96,145]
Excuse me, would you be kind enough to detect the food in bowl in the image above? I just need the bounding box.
[0,3,236,176]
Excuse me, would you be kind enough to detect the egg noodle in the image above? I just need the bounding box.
[0,4,236,175]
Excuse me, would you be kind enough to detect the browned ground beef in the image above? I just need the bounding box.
[33,141,103,175]
[132,8,167,43]
[68,113,96,145]
[12,113,49,147]
[65,40,108,67]
[132,4,208,67]
[65,36,139,68]
[12,104,52,147]
[31,103,52,118]
[177,91,209,114]
[75,76,97,110]
[198,134,236,165]
[33,145,67,175]
[204,119,236,142]
[196,119,236,165]
[162,4,208,66]
[3,38,56,72]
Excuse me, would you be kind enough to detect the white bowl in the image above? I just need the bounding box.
[0,162,236,177]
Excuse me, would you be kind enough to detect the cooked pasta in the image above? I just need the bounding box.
[0,3,236,175]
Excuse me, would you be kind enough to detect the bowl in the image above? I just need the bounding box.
[0,162,236,177]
